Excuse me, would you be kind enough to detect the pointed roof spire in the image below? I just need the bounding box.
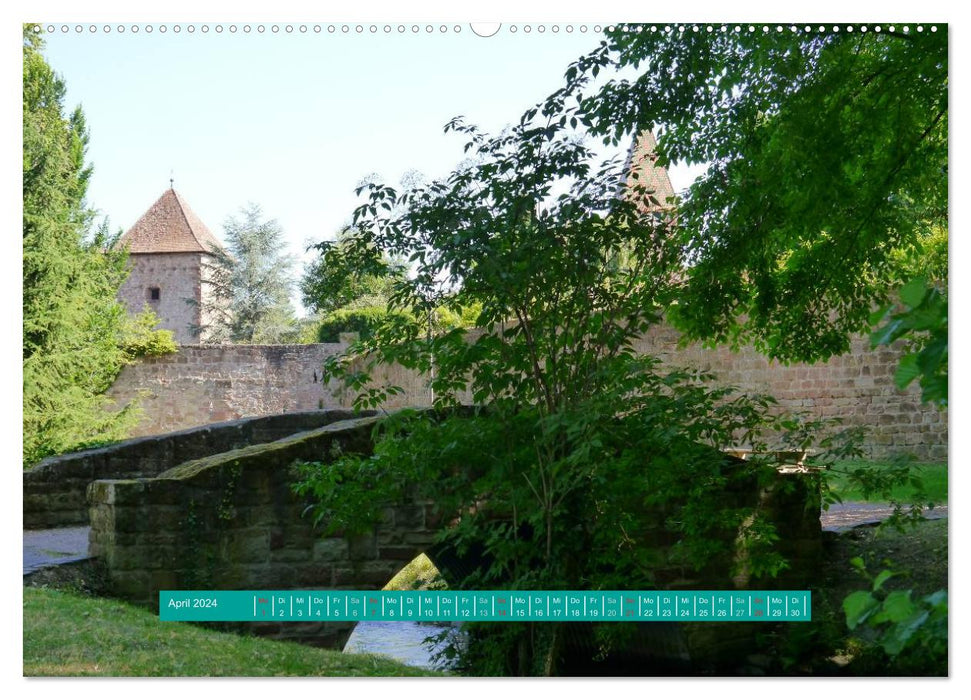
[624,130,676,212]
[117,189,223,254]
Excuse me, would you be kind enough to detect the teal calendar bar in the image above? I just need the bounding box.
[160,590,811,622]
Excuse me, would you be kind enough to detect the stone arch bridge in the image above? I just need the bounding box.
[25,409,823,659]
[25,411,446,648]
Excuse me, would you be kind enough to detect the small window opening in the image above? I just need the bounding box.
[149,287,161,301]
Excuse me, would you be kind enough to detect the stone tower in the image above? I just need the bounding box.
[624,130,676,215]
[116,188,224,345]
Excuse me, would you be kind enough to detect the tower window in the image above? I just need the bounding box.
[149,287,161,301]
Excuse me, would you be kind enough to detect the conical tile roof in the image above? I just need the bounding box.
[118,188,223,254]
[624,130,676,211]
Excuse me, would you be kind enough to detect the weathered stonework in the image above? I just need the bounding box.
[115,188,227,345]
[83,413,824,661]
[24,410,371,529]
[109,343,441,437]
[87,414,438,648]
[630,328,947,462]
[109,329,946,460]
[118,252,206,345]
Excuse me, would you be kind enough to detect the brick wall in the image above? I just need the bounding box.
[109,328,947,460]
[630,327,947,461]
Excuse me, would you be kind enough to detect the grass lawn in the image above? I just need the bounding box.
[23,587,443,677]
[823,460,947,504]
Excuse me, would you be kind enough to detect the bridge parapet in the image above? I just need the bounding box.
[87,414,438,649]
[25,410,373,529]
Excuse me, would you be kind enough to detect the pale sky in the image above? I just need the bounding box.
[38,23,705,315]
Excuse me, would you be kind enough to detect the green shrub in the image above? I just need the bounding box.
[293,317,325,344]
[432,303,482,331]
[843,559,947,674]
[316,306,414,343]
[120,309,178,360]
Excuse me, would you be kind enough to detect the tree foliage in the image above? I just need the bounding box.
[560,26,947,362]
[294,105,846,674]
[119,308,178,361]
[314,306,414,343]
[558,26,948,670]
[869,277,947,406]
[294,25,945,674]
[572,29,950,673]
[843,558,947,673]
[23,26,142,466]
[300,228,405,316]
[301,225,481,342]
[199,204,298,344]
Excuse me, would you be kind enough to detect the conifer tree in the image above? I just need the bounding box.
[199,204,297,344]
[23,25,139,466]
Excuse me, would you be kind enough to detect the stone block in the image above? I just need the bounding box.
[244,564,286,588]
[269,548,314,564]
[218,529,271,564]
[289,564,335,587]
[347,534,377,561]
[393,505,426,529]
[403,532,439,546]
[332,562,399,587]
[148,570,180,592]
[106,544,183,572]
[313,538,349,562]
[378,545,424,562]
[86,480,118,505]
[238,505,278,527]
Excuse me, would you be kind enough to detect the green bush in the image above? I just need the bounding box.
[432,303,482,331]
[120,309,178,360]
[293,317,325,344]
[843,559,947,674]
[316,306,414,343]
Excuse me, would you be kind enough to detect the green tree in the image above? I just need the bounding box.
[560,26,948,671]
[300,225,480,343]
[562,26,946,362]
[200,204,297,344]
[301,171,424,317]
[295,109,832,673]
[300,227,404,316]
[292,26,949,675]
[23,26,142,467]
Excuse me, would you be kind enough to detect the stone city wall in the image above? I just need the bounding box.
[629,327,946,462]
[108,328,946,460]
[109,343,440,438]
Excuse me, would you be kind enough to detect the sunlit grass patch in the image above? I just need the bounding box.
[23,587,442,677]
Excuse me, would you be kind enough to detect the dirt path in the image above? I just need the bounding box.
[23,527,90,574]
[820,502,948,532]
